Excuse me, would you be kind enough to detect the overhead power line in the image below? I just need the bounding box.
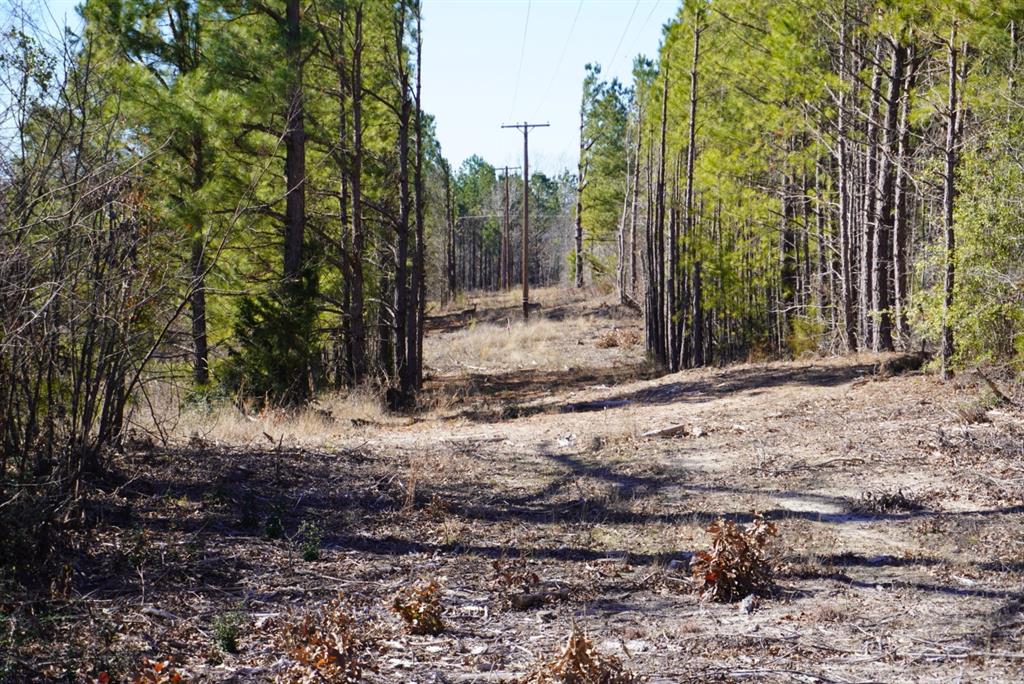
[507,0,532,119]
[532,0,584,118]
[606,0,641,74]
[618,1,664,73]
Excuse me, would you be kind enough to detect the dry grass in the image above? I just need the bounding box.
[425,317,597,373]
[453,286,602,310]
[128,383,391,448]
[425,309,643,376]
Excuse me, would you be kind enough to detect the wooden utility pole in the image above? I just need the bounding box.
[502,122,548,320]
[501,165,521,290]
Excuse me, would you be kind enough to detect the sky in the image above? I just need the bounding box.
[31,0,679,175]
[421,0,677,175]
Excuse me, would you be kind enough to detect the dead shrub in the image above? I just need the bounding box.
[424,493,450,521]
[492,558,540,597]
[691,513,778,602]
[490,558,569,609]
[276,598,370,683]
[853,489,925,514]
[875,351,930,377]
[520,626,638,684]
[595,328,641,349]
[954,400,992,424]
[596,331,620,349]
[617,328,641,347]
[392,580,445,635]
[746,343,771,364]
[809,603,846,623]
[131,658,184,684]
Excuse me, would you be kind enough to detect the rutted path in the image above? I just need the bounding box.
[343,353,1024,681]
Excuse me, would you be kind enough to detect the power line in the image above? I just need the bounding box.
[606,0,641,74]
[506,0,532,120]
[614,0,663,75]
[531,0,584,118]
[618,1,664,73]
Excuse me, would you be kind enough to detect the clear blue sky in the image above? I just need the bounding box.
[422,0,677,175]
[33,0,678,175]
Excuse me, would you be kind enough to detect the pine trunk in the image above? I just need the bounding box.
[871,40,905,352]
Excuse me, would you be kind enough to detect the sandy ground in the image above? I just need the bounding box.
[5,289,1023,683]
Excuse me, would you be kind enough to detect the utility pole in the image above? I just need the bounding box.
[502,121,548,320]
[501,165,521,290]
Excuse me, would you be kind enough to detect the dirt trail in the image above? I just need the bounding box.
[327,295,1023,682]
[12,291,1023,682]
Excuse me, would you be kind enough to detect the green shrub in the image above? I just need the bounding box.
[213,611,242,653]
[265,512,284,540]
[297,520,323,562]
[786,313,825,357]
[222,269,321,406]
[911,124,1024,370]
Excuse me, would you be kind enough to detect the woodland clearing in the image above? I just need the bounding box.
[4,289,1023,683]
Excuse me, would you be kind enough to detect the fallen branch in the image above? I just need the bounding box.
[620,293,642,312]
[641,424,707,438]
[976,369,1014,406]
[560,398,630,413]
[508,587,570,610]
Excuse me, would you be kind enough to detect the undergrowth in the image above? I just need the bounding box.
[212,612,241,653]
[691,513,779,602]
[854,489,925,514]
[520,626,638,683]
[276,598,370,683]
[392,580,445,635]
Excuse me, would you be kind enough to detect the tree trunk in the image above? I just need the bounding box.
[871,39,906,352]
[189,233,209,385]
[667,163,679,371]
[326,4,352,386]
[575,105,586,289]
[836,1,857,351]
[189,132,208,385]
[780,175,798,347]
[349,2,367,383]
[628,105,642,295]
[692,259,704,367]
[393,2,412,402]
[617,127,631,303]
[858,41,883,349]
[684,14,702,367]
[283,0,305,281]
[892,45,917,343]
[651,66,669,366]
[940,29,960,380]
[445,163,456,297]
[411,3,425,388]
